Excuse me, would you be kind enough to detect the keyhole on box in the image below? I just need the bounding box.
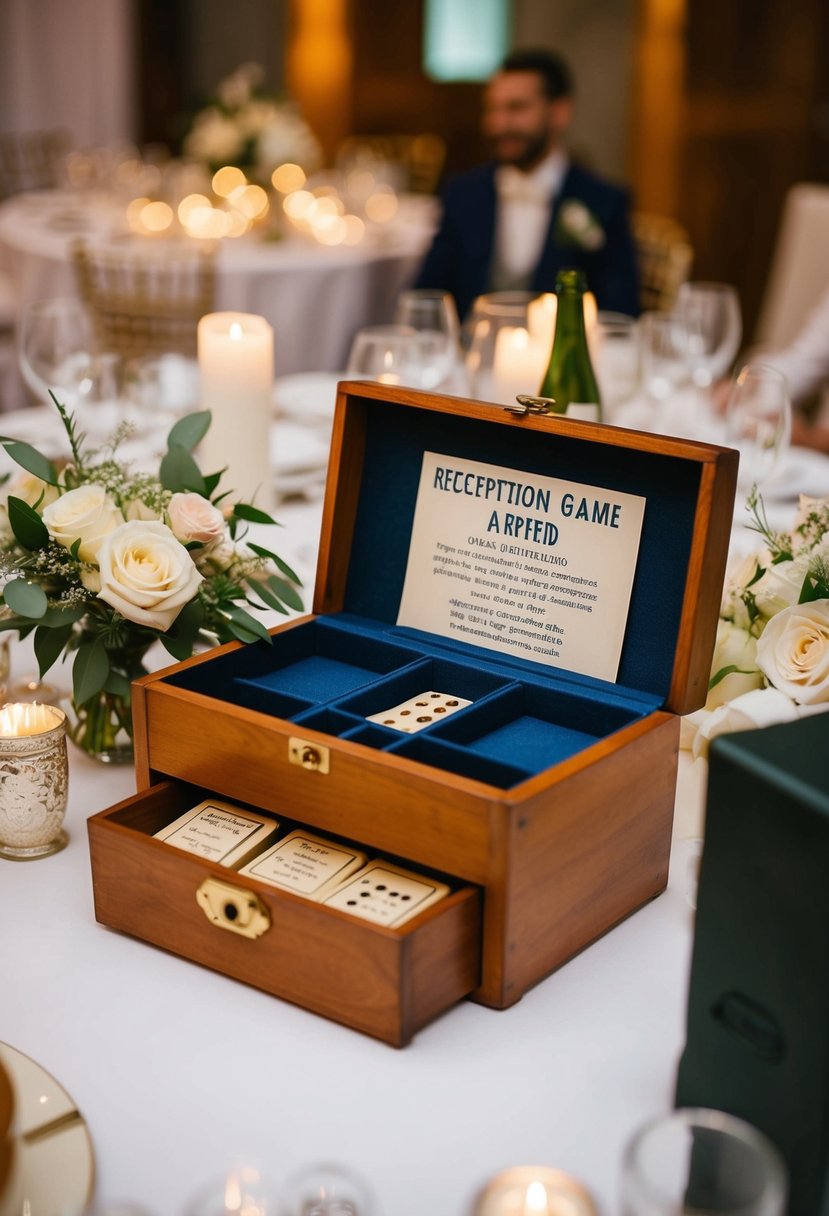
[302,747,320,770]
[223,902,239,922]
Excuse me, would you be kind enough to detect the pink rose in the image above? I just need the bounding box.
[167,493,226,545]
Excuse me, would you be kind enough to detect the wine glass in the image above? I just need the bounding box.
[639,310,692,401]
[345,324,425,386]
[677,282,742,388]
[393,288,461,389]
[724,362,791,489]
[464,292,548,404]
[622,1108,787,1216]
[17,297,96,407]
[593,312,640,418]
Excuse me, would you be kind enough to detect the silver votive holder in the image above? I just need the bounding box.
[0,703,69,860]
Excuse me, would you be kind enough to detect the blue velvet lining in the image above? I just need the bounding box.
[341,398,700,701]
[161,395,700,788]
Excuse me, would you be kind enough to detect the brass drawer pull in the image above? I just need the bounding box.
[196,877,271,939]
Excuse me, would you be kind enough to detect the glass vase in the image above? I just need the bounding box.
[66,644,152,765]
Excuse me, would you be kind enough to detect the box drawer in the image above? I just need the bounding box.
[87,781,482,1046]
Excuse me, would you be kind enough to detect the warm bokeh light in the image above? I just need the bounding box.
[314,215,348,245]
[126,196,151,232]
[283,189,316,220]
[140,200,174,232]
[364,189,398,223]
[177,193,212,225]
[342,215,365,245]
[229,183,270,220]
[212,165,247,197]
[271,162,306,193]
[183,204,232,239]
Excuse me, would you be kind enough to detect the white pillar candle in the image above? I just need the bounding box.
[492,326,548,404]
[197,312,274,509]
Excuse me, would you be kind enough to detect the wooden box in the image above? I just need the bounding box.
[88,383,737,1045]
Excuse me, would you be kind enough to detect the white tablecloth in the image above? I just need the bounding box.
[0,190,435,377]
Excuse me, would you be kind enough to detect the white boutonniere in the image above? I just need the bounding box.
[555,200,606,251]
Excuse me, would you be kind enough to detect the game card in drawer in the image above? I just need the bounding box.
[323,860,450,928]
[238,829,367,901]
[154,799,279,868]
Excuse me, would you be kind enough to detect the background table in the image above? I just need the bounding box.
[0,189,435,377]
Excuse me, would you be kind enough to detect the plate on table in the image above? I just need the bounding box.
[273,373,342,426]
[760,447,829,502]
[270,420,330,501]
[0,1042,95,1216]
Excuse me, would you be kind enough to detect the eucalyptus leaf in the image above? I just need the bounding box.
[159,633,197,661]
[7,496,50,550]
[226,618,265,644]
[104,670,131,700]
[160,445,206,495]
[39,603,86,627]
[167,411,211,453]
[222,603,272,644]
[233,503,278,525]
[34,623,74,677]
[265,574,303,613]
[799,570,829,604]
[0,437,58,485]
[72,638,110,706]
[247,581,289,615]
[3,577,48,619]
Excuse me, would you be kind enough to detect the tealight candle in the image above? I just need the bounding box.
[471,1167,597,1216]
[197,312,274,510]
[528,293,558,351]
[0,703,68,861]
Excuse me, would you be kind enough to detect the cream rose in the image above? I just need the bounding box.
[42,484,124,563]
[691,686,827,761]
[96,520,203,631]
[167,493,226,545]
[706,620,764,710]
[756,600,829,704]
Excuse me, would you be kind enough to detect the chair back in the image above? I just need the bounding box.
[72,240,216,360]
[337,134,446,195]
[754,182,829,348]
[632,211,693,312]
[0,129,71,199]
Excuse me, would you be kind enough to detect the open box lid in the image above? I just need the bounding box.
[313,382,738,717]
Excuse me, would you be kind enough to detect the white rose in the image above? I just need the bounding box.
[706,620,763,710]
[752,555,807,618]
[167,493,226,545]
[96,521,203,631]
[42,484,124,563]
[691,687,797,761]
[756,600,829,704]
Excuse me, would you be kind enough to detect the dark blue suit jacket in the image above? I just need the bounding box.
[415,161,640,320]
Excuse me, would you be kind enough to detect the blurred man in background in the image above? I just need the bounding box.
[416,48,640,320]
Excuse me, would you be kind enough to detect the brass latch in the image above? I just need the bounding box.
[504,394,557,417]
[288,736,330,773]
[196,877,271,939]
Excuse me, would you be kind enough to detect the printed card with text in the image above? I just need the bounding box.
[154,800,279,868]
[397,452,646,682]
[238,829,367,901]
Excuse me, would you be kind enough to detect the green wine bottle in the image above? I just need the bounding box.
[538,269,602,422]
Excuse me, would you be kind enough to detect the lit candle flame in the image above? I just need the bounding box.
[229,322,243,341]
[0,702,64,737]
[525,1181,549,1213]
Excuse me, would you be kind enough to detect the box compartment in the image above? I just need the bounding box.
[88,780,481,1047]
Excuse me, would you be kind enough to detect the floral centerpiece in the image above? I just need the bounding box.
[183,62,322,181]
[0,398,302,763]
[683,487,829,760]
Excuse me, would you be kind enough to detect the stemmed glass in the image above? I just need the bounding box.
[639,310,692,402]
[392,288,461,390]
[345,324,425,386]
[724,362,791,489]
[17,297,96,408]
[677,282,742,389]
